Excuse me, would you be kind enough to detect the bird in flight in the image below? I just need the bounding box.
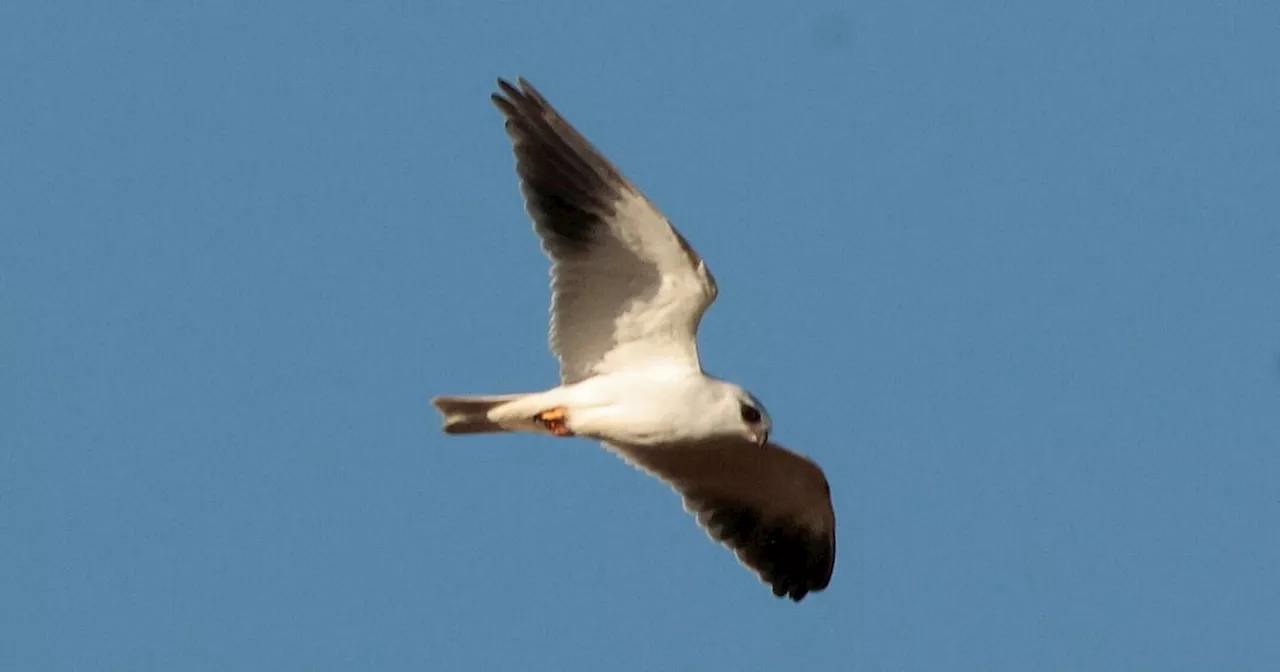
[433,78,835,601]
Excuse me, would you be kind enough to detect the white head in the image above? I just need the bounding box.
[711,383,772,446]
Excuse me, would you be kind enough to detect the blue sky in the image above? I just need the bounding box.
[3,1,1278,669]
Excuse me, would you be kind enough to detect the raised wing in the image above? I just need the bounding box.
[607,437,836,601]
[491,78,719,384]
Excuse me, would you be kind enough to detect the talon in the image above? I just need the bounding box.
[534,407,574,437]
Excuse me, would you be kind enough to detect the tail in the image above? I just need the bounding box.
[431,393,529,435]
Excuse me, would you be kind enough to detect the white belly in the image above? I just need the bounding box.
[561,370,717,446]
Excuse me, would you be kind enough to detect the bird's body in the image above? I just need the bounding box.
[438,367,763,447]
[432,77,836,601]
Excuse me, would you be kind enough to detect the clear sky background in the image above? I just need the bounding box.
[3,1,1278,670]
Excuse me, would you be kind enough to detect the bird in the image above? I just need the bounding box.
[432,77,835,601]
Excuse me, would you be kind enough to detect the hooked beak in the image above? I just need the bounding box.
[754,430,770,447]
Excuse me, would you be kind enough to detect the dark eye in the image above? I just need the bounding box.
[740,404,762,424]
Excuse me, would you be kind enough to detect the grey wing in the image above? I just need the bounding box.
[491,78,719,384]
[606,437,837,602]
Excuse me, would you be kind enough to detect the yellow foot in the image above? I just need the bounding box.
[534,407,574,437]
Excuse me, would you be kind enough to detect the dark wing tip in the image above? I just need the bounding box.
[488,75,623,182]
[488,76,628,253]
[492,76,530,110]
[488,77,558,133]
[490,77,526,122]
[697,499,836,602]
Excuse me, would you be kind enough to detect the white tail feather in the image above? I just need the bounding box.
[431,394,529,435]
